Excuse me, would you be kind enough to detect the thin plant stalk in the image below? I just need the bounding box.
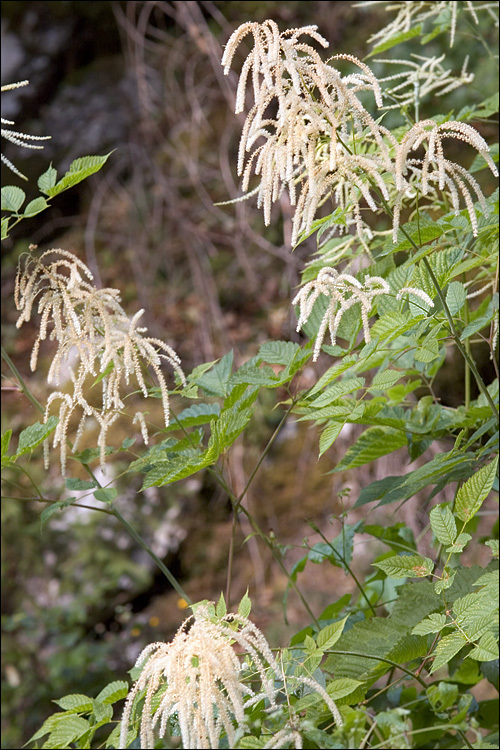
[1,345,191,603]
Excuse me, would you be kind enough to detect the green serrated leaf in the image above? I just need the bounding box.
[369,25,423,56]
[171,403,220,429]
[237,736,265,749]
[304,633,317,653]
[355,450,476,508]
[326,677,364,700]
[38,165,57,193]
[46,153,113,197]
[40,499,76,529]
[27,713,68,743]
[332,426,407,472]
[469,631,499,662]
[91,360,114,387]
[485,539,499,558]
[371,370,402,390]
[258,340,301,365]
[415,332,440,363]
[317,616,348,650]
[434,569,456,594]
[455,456,498,522]
[93,488,118,504]
[446,533,472,554]
[205,405,253,462]
[307,356,357,397]
[23,196,49,217]
[140,450,209,489]
[430,632,468,673]
[412,613,447,636]
[16,416,59,458]
[238,590,251,619]
[1,185,26,212]
[92,699,113,724]
[65,477,98,491]
[429,504,457,546]
[53,694,93,712]
[1,216,10,240]
[194,352,233,397]
[318,421,344,457]
[373,554,434,579]
[308,377,365,408]
[229,358,280,387]
[446,281,467,316]
[1,429,12,459]
[216,592,227,618]
[41,714,90,748]
[95,680,128,705]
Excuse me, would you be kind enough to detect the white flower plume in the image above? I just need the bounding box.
[15,248,185,473]
[222,19,392,246]
[120,603,342,749]
[222,20,497,250]
[1,80,51,181]
[293,266,434,360]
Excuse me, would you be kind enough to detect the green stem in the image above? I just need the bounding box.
[2,346,190,602]
[307,520,377,616]
[420,253,498,424]
[213,465,319,628]
[370,724,472,750]
[233,400,296,514]
[372,187,498,425]
[463,283,471,412]
[456,728,475,750]
[216,389,319,625]
[1,346,44,414]
[111,505,191,604]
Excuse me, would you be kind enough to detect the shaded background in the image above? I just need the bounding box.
[1,2,498,747]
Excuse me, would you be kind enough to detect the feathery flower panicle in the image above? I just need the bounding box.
[1,80,51,180]
[356,1,499,49]
[293,266,434,360]
[15,248,185,473]
[376,54,474,112]
[120,603,342,749]
[393,120,498,240]
[222,20,394,246]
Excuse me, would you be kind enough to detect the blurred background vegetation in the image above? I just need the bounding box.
[1,2,498,747]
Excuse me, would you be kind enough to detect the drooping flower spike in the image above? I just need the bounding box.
[15,248,185,473]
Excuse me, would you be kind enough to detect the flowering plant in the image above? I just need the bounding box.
[2,4,498,749]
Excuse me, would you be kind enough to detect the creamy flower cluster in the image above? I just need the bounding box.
[357,1,499,50]
[1,80,51,181]
[119,604,342,749]
[15,249,185,473]
[376,54,474,112]
[221,20,498,247]
[293,267,434,361]
[222,20,392,246]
